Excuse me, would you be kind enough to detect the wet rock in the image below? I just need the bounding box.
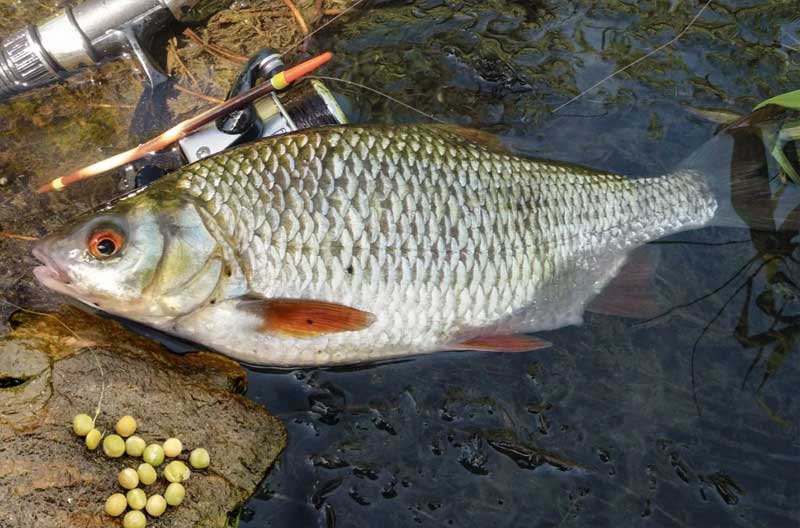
[0,307,286,528]
[487,437,582,472]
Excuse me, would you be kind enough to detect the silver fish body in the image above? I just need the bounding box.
[34,125,717,366]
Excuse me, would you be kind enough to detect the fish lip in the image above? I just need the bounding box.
[32,244,71,286]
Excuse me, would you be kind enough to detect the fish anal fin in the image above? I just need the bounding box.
[240,298,375,338]
[587,247,661,319]
[450,334,552,353]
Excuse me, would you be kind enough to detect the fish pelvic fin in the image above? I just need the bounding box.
[239,298,376,338]
[587,246,662,319]
[448,334,552,353]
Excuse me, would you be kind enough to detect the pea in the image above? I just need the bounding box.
[122,510,146,528]
[118,468,139,490]
[162,438,182,458]
[126,488,147,511]
[145,494,167,517]
[137,463,157,486]
[116,415,137,437]
[103,434,125,458]
[125,436,146,457]
[85,429,103,450]
[164,461,191,483]
[189,448,210,469]
[164,482,185,506]
[142,444,164,467]
[104,493,127,517]
[72,414,94,436]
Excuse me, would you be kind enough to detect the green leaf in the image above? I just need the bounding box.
[754,89,800,112]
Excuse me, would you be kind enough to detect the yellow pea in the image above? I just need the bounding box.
[118,468,139,490]
[122,510,146,528]
[142,444,164,467]
[85,429,103,450]
[164,482,185,506]
[162,438,182,458]
[137,463,157,486]
[104,493,127,517]
[126,488,146,511]
[115,415,137,437]
[164,461,191,483]
[72,414,93,436]
[189,448,210,469]
[103,434,125,458]
[125,436,146,457]
[145,494,167,517]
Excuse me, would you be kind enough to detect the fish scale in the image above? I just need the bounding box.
[161,124,718,364]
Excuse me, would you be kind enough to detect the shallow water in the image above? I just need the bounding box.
[2,0,800,527]
[238,2,800,527]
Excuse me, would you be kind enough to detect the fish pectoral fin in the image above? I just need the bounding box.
[238,297,376,338]
[448,334,552,353]
[586,246,662,319]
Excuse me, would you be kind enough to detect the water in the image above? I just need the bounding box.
[2,0,800,527]
[237,1,800,526]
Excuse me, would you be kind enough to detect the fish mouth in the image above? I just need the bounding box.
[32,245,73,292]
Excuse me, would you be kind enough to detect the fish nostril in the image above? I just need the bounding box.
[32,246,46,263]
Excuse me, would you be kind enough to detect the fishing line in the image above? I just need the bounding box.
[552,0,714,113]
[282,0,368,56]
[307,75,449,124]
[0,298,108,425]
[283,1,451,124]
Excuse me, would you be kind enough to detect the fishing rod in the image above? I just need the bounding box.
[37,51,337,193]
[0,0,200,101]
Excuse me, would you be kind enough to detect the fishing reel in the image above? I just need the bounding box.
[119,49,349,191]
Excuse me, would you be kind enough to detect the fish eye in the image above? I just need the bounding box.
[88,228,124,259]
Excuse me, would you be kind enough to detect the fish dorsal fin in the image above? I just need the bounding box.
[438,125,510,153]
[239,298,375,338]
[448,334,552,353]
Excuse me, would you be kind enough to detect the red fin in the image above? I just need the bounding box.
[243,298,375,338]
[587,247,661,319]
[441,126,509,152]
[450,335,552,353]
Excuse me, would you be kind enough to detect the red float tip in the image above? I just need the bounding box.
[283,51,333,85]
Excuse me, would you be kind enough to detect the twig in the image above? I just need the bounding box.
[282,0,310,35]
[170,37,200,88]
[183,28,248,64]
[552,0,714,113]
[175,84,225,104]
[0,231,38,241]
[283,0,367,55]
[86,103,136,110]
[221,8,283,15]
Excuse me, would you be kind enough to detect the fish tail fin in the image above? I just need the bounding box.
[685,116,800,232]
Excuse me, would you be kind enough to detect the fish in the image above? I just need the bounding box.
[33,124,721,366]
